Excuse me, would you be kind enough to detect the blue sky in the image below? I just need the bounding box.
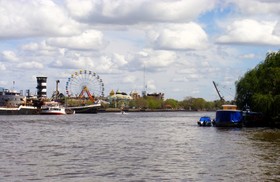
[0,0,279,101]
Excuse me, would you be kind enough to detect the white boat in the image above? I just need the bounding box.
[40,101,66,115]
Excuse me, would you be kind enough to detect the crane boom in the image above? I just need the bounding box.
[213,81,224,101]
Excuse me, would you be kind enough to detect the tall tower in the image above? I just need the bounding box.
[36,77,47,99]
[142,65,147,97]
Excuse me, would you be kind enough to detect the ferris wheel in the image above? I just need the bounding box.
[65,70,104,100]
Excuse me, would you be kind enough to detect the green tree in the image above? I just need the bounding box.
[235,51,280,125]
[164,99,179,109]
[146,97,163,109]
[192,98,206,110]
[180,97,211,111]
[135,98,148,109]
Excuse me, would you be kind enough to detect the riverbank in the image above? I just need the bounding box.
[98,108,211,112]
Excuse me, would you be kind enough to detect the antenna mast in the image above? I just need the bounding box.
[142,65,147,97]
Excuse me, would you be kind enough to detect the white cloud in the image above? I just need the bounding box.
[21,43,40,51]
[1,51,19,62]
[122,75,137,83]
[21,41,57,52]
[147,23,208,50]
[50,55,95,69]
[49,52,127,74]
[0,63,6,71]
[66,0,216,24]
[17,61,44,69]
[177,68,197,74]
[274,22,280,36]
[130,49,177,72]
[217,19,280,45]
[65,0,93,19]
[240,53,256,59]
[21,41,60,56]
[147,80,156,91]
[227,0,280,15]
[112,53,128,66]
[0,0,81,39]
[47,30,107,50]
[185,73,203,81]
[97,56,116,73]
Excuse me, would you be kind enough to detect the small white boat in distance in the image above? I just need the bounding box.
[40,101,66,115]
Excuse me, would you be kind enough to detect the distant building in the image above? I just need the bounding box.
[130,90,140,100]
[108,90,133,108]
[147,92,164,100]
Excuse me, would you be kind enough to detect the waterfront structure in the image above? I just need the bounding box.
[64,70,104,113]
[0,88,25,107]
[108,90,133,108]
[36,77,47,99]
[130,90,140,100]
[147,92,164,100]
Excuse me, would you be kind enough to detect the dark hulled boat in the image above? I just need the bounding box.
[213,105,243,127]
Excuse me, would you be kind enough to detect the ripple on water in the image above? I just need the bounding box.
[0,112,279,181]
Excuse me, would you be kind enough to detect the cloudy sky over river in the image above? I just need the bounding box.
[0,0,279,100]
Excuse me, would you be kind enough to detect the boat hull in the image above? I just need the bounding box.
[67,104,100,114]
[214,110,243,127]
[0,106,38,115]
[40,112,66,115]
[40,101,67,115]
[242,111,266,127]
[197,121,212,126]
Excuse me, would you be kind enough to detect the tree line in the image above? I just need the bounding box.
[104,96,227,111]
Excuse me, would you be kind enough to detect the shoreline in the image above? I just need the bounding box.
[98,108,215,112]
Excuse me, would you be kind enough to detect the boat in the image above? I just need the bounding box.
[242,105,266,127]
[197,116,212,126]
[40,101,66,115]
[213,105,243,127]
[0,105,38,115]
[1,88,25,106]
[0,88,39,115]
[66,102,101,114]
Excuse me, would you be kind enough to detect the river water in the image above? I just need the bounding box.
[0,112,279,181]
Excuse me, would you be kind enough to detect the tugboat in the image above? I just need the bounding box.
[197,116,212,126]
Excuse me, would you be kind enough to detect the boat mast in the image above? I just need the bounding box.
[212,81,224,101]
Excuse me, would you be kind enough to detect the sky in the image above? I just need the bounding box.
[0,0,280,101]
